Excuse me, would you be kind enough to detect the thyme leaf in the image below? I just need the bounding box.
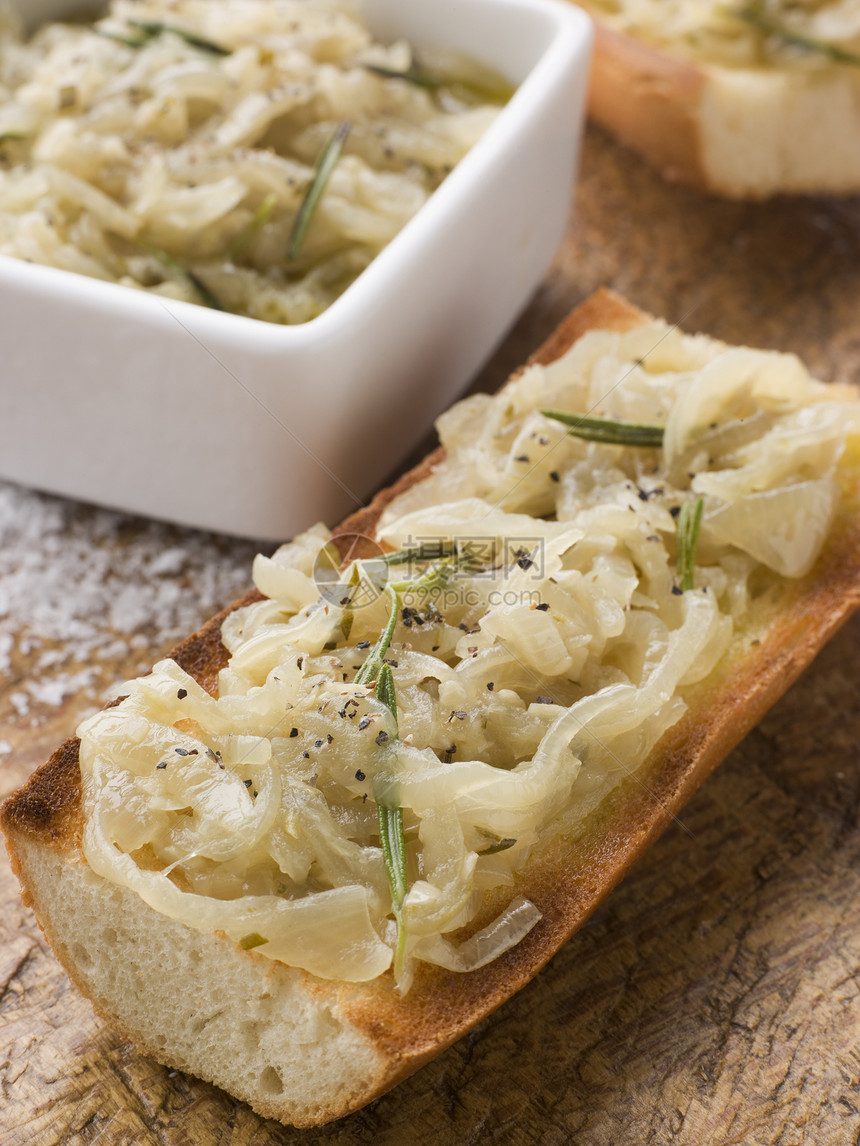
[129,19,231,56]
[541,409,665,447]
[287,120,351,261]
[677,496,705,592]
[731,3,860,67]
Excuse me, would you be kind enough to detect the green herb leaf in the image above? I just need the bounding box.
[677,496,705,592]
[129,19,231,56]
[143,243,228,312]
[541,409,665,448]
[363,63,442,89]
[378,805,407,906]
[378,801,407,977]
[354,584,398,687]
[287,120,351,261]
[731,2,860,67]
[227,192,278,260]
[390,557,457,596]
[379,544,454,567]
[376,663,398,730]
[184,268,227,312]
[369,660,407,979]
[238,932,268,950]
[94,28,149,49]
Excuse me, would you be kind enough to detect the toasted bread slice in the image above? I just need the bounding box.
[4,289,860,1128]
[575,5,860,198]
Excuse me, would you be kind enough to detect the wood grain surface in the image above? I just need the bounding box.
[4,123,860,1145]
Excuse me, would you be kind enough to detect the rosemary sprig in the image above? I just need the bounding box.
[94,28,149,49]
[730,3,860,68]
[143,244,227,312]
[677,496,705,592]
[363,63,442,89]
[379,541,526,589]
[379,544,454,567]
[354,584,398,687]
[389,557,457,596]
[372,663,408,978]
[183,268,226,311]
[287,121,351,261]
[378,799,407,979]
[375,661,398,723]
[227,192,278,260]
[129,19,231,56]
[349,587,407,976]
[541,409,665,448]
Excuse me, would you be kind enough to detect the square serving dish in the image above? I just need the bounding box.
[0,0,592,541]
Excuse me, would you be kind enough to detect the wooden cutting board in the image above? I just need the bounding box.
[4,123,860,1145]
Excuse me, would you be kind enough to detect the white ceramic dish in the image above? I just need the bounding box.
[0,0,591,540]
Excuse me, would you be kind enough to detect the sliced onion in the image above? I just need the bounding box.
[411,895,541,973]
[705,478,838,578]
[83,795,392,982]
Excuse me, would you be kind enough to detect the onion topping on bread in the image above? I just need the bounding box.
[574,1,860,197]
[582,1,860,68]
[5,290,860,1127]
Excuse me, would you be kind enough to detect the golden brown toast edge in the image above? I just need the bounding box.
[4,287,860,1117]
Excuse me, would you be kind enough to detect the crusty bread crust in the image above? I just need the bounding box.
[581,10,860,198]
[5,289,860,1126]
[587,23,711,190]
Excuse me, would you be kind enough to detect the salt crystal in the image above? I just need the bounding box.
[10,691,29,716]
[0,480,265,712]
[0,632,12,674]
[28,668,99,707]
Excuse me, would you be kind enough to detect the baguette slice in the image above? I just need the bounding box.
[5,289,860,1129]
[576,5,860,198]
